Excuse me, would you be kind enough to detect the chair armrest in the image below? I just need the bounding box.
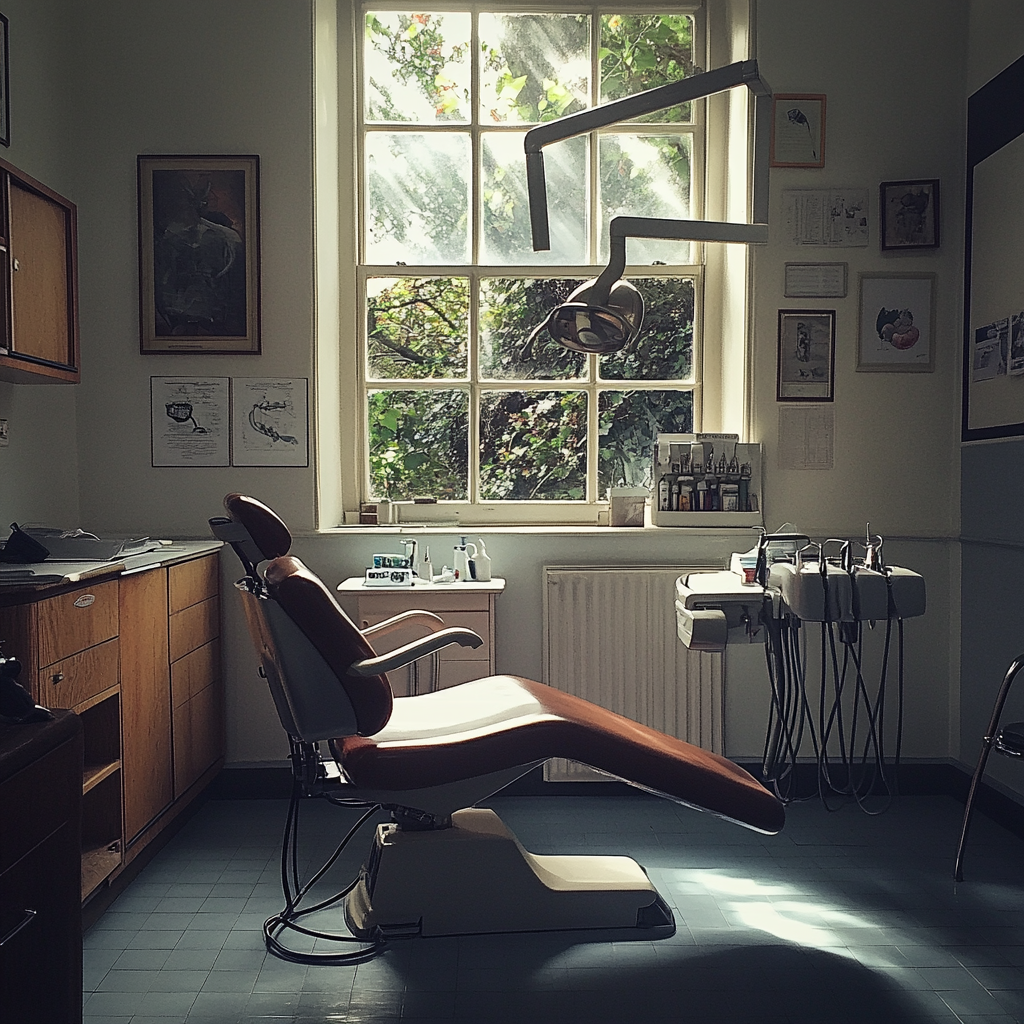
[362,610,445,640]
[348,627,483,677]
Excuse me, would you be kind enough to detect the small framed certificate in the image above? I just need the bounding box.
[784,262,848,298]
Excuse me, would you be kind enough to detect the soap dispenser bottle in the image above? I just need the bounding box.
[474,539,492,582]
[453,538,470,581]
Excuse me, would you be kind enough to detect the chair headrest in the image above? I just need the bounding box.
[265,555,393,736]
[223,493,292,561]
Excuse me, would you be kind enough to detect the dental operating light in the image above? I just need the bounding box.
[524,60,772,354]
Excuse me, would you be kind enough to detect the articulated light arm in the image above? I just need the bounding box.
[525,59,772,256]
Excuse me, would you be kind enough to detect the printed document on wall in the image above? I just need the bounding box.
[151,377,230,467]
[779,405,834,470]
[231,378,309,467]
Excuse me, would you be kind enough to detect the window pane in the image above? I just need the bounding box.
[480,390,587,500]
[599,14,695,123]
[479,13,589,124]
[368,388,468,500]
[599,277,694,381]
[598,389,693,492]
[366,277,468,380]
[365,132,470,264]
[364,12,471,123]
[482,133,586,266]
[479,278,587,381]
[599,134,692,264]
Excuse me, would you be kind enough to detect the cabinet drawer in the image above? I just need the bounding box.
[173,682,224,797]
[169,556,219,614]
[40,639,118,711]
[36,581,118,668]
[169,597,219,663]
[171,640,219,709]
[0,735,80,874]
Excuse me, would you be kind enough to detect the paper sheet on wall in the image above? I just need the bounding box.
[230,377,309,467]
[783,189,869,247]
[151,377,230,467]
[779,405,834,470]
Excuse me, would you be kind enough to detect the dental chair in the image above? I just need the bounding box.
[212,494,784,944]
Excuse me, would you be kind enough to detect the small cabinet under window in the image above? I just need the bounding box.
[0,158,79,384]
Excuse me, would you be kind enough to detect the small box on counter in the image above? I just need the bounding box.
[364,567,414,586]
[652,433,763,528]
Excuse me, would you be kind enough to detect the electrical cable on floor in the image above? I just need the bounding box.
[262,750,387,966]
[760,557,907,812]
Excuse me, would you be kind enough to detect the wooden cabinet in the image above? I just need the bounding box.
[119,569,172,845]
[0,710,83,1024]
[0,546,223,903]
[339,579,504,696]
[0,158,79,384]
[168,556,222,797]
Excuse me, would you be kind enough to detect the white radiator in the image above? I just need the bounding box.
[543,566,725,781]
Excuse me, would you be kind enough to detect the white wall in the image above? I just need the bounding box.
[66,0,319,539]
[0,0,79,528]
[4,1,968,767]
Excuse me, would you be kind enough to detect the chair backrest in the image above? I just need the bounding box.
[236,554,395,742]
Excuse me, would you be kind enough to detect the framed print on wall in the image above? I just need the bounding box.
[777,309,835,401]
[770,94,826,168]
[857,272,935,372]
[138,155,261,354]
[880,179,940,250]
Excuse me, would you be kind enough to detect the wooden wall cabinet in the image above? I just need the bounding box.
[0,158,79,384]
[0,548,223,903]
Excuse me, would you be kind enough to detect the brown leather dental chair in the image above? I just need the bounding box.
[211,494,784,952]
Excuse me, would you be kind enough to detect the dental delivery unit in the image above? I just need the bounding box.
[677,528,925,809]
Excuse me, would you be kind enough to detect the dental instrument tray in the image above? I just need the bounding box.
[652,434,763,528]
[675,570,767,651]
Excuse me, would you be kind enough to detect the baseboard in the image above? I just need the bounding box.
[206,759,1024,843]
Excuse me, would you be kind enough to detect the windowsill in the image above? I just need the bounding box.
[317,523,765,537]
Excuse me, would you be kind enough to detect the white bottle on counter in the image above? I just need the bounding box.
[474,539,492,582]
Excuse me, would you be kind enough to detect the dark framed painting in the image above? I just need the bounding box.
[138,155,261,354]
[777,309,835,401]
[880,179,940,251]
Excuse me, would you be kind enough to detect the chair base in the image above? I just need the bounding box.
[345,807,675,939]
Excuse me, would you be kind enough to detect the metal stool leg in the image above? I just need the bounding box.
[955,654,1024,881]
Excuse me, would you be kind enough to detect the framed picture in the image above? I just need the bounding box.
[784,262,848,298]
[138,155,261,354]
[857,272,935,372]
[770,94,826,168]
[0,13,10,147]
[777,310,835,401]
[880,179,939,250]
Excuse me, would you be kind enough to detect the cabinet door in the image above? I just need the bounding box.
[0,165,79,383]
[0,825,82,1024]
[119,569,172,843]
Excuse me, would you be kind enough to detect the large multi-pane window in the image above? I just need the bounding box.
[357,6,704,517]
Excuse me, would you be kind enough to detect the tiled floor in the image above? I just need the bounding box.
[84,790,1024,1023]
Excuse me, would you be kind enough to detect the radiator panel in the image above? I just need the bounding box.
[542,566,724,781]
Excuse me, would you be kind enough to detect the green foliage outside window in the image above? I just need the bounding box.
[361,9,699,506]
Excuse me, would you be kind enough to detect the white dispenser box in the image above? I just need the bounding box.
[652,433,763,528]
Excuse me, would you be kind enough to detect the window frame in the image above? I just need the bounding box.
[328,0,753,527]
